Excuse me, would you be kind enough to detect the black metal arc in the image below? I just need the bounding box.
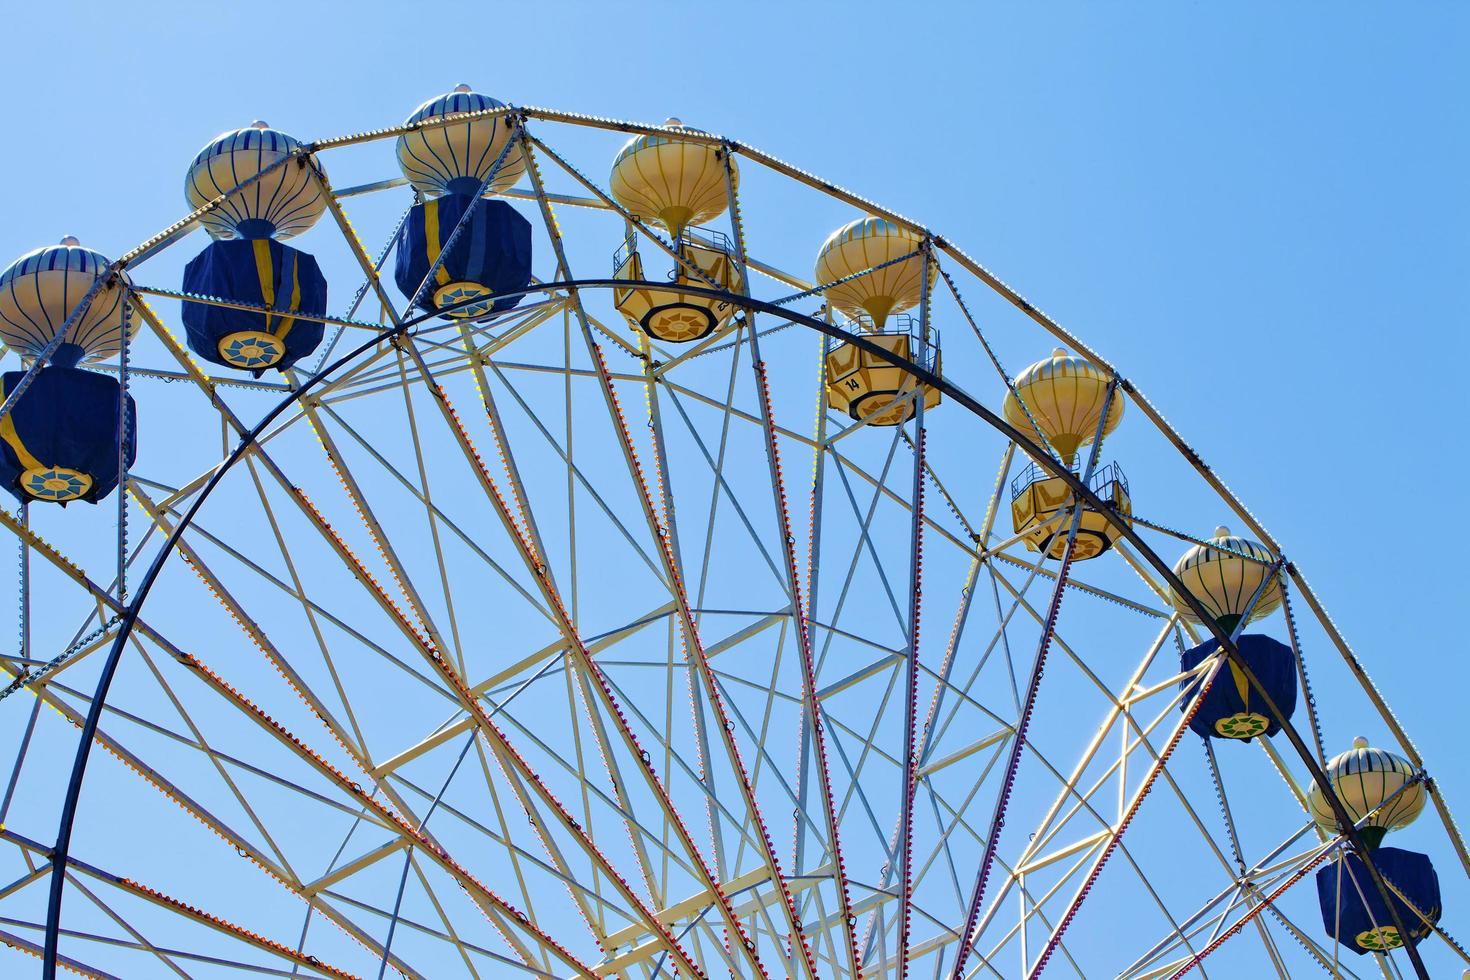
[40,325,396,976]
[40,279,1427,979]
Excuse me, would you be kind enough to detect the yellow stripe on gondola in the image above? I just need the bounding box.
[1228,659,1251,707]
[277,250,301,341]
[0,410,45,472]
[422,200,453,287]
[252,239,277,333]
[249,240,303,341]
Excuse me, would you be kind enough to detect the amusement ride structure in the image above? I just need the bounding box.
[0,90,1460,978]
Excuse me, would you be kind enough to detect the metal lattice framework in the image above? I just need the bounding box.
[0,104,1463,979]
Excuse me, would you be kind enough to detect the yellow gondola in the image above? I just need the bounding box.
[609,119,733,239]
[613,228,743,344]
[1002,349,1121,466]
[1009,460,1131,560]
[823,315,940,426]
[1004,349,1128,560]
[814,217,932,329]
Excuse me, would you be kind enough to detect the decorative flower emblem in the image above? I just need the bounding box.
[1356,926,1403,951]
[221,332,284,369]
[1215,712,1269,740]
[22,467,91,502]
[435,282,495,319]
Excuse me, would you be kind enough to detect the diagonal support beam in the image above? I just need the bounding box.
[522,127,820,980]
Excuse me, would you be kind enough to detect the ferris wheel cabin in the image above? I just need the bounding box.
[0,239,137,505]
[823,314,941,426]
[612,227,743,344]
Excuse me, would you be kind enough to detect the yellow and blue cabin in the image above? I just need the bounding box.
[182,122,329,373]
[1178,633,1296,741]
[0,240,138,505]
[182,239,327,374]
[823,315,940,426]
[394,194,532,320]
[0,349,136,505]
[1316,848,1440,954]
[613,227,742,344]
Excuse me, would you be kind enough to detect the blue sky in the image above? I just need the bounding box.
[0,1,1465,975]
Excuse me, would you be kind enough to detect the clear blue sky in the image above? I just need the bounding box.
[0,1,1465,974]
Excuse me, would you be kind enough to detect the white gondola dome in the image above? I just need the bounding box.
[0,238,135,363]
[184,122,327,241]
[396,85,524,197]
[1308,737,1425,845]
[1170,525,1283,630]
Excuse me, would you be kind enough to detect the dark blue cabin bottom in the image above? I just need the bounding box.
[0,367,136,504]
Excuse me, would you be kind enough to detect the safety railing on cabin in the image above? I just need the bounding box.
[612,226,735,279]
[612,233,638,274]
[676,225,732,255]
[1009,458,1130,501]
[824,313,941,372]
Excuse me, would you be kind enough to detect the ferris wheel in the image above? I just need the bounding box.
[0,89,1461,979]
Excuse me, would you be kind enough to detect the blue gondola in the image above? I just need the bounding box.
[1179,633,1297,741]
[182,239,327,375]
[181,122,329,374]
[1317,847,1440,954]
[0,350,136,505]
[394,194,531,319]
